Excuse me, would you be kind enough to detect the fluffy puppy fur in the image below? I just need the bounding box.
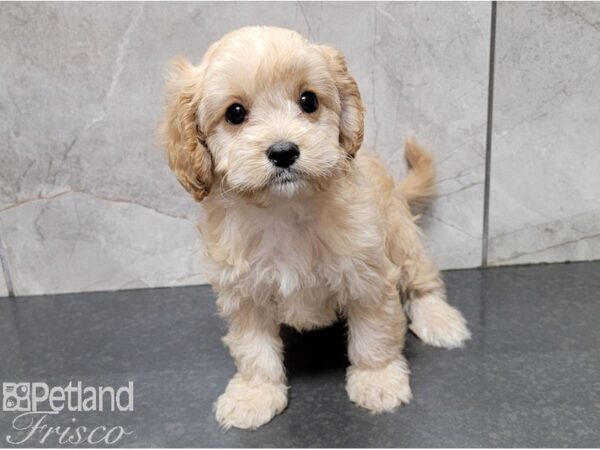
[162,26,470,430]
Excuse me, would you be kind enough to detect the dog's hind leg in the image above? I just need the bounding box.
[387,140,471,349]
[401,253,471,349]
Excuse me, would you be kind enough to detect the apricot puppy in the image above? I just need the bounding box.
[162,26,470,430]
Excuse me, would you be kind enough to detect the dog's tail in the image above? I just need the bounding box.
[397,138,435,213]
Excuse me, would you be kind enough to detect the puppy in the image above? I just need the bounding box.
[162,26,470,430]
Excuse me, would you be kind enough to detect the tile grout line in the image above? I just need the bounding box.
[482,1,497,268]
[0,234,15,297]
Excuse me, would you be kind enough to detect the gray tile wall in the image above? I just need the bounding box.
[0,2,597,297]
[488,2,600,266]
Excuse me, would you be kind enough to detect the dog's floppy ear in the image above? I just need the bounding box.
[319,45,365,156]
[161,58,212,202]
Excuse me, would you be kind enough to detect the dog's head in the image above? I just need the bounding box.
[162,26,364,202]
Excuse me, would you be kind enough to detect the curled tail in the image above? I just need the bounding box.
[397,138,435,213]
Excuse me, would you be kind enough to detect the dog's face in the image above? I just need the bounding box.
[162,26,364,202]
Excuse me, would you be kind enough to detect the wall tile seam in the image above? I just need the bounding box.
[482,1,497,267]
[0,234,15,297]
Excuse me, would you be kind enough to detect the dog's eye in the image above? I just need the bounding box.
[299,91,319,113]
[225,103,247,125]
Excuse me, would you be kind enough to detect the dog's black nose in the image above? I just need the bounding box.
[267,141,300,168]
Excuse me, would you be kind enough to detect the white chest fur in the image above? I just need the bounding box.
[214,201,334,293]
[202,193,390,329]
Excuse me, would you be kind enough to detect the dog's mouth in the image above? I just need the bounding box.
[271,168,302,185]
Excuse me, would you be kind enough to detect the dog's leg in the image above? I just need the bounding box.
[214,299,287,430]
[403,254,471,349]
[345,281,413,412]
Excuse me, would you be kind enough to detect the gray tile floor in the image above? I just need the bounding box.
[0,261,599,447]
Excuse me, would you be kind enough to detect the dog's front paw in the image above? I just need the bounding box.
[408,293,471,349]
[346,358,412,413]
[214,373,288,430]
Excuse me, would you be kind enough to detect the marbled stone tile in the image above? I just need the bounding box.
[0,191,207,296]
[0,2,489,295]
[489,2,600,266]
